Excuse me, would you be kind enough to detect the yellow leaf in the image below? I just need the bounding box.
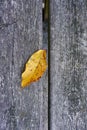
[21,50,47,88]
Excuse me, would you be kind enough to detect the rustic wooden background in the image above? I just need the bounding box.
[0,0,48,130]
[50,0,87,130]
[0,0,87,130]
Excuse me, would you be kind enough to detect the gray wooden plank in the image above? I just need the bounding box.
[50,0,87,130]
[0,0,48,130]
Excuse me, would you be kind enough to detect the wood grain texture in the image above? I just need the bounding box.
[50,0,87,130]
[0,0,48,130]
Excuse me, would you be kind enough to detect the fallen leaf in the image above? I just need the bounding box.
[21,50,47,88]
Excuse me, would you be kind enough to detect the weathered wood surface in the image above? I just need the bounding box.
[50,0,87,130]
[0,0,48,130]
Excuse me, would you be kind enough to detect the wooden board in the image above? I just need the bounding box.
[0,0,48,130]
[50,0,87,129]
